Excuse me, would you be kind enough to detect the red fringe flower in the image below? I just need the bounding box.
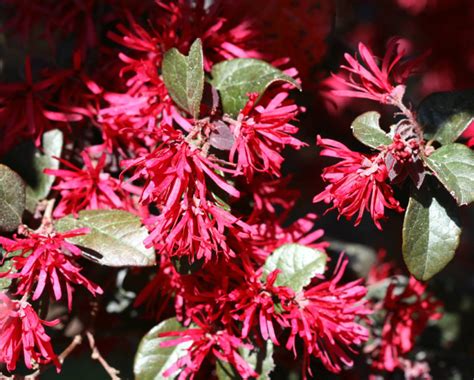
[45,151,141,218]
[313,136,403,230]
[0,293,60,372]
[229,92,305,180]
[285,255,371,377]
[0,229,102,310]
[332,38,426,104]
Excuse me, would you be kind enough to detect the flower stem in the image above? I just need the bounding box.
[391,98,424,142]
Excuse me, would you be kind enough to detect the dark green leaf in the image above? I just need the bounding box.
[423,143,474,205]
[0,249,23,291]
[326,238,376,278]
[216,340,274,380]
[0,248,13,290]
[210,58,300,117]
[351,111,392,149]
[162,39,204,119]
[418,89,474,144]
[402,186,461,280]
[0,164,26,232]
[1,130,63,212]
[437,312,461,347]
[262,243,327,292]
[134,318,191,380]
[55,210,155,267]
[29,129,63,200]
[366,275,408,300]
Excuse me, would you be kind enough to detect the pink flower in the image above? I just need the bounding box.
[143,189,248,261]
[229,92,305,181]
[245,176,300,223]
[384,131,425,186]
[396,0,433,15]
[332,38,426,104]
[242,177,329,260]
[99,0,263,149]
[133,256,183,320]
[98,89,174,148]
[463,120,474,147]
[160,320,258,380]
[0,293,59,372]
[123,128,240,204]
[367,250,399,285]
[51,51,103,122]
[228,267,294,345]
[45,150,141,218]
[122,131,251,260]
[397,358,432,380]
[248,213,328,264]
[0,57,80,156]
[313,136,403,230]
[285,255,371,377]
[155,0,263,70]
[368,276,442,372]
[0,229,102,310]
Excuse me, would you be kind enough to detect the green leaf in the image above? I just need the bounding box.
[55,210,156,267]
[134,318,191,380]
[351,111,392,149]
[402,186,461,280]
[437,312,461,347]
[210,58,301,117]
[418,89,474,144]
[1,130,63,211]
[0,248,13,290]
[162,39,204,119]
[366,275,408,300]
[29,129,63,200]
[423,143,474,205]
[262,243,327,292]
[0,164,26,232]
[0,249,22,291]
[216,340,274,380]
[326,238,376,278]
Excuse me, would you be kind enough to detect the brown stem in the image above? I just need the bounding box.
[24,335,83,379]
[35,199,56,235]
[391,98,424,142]
[86,332,121,380]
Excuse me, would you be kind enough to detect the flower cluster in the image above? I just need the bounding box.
[372,277,441,372]
[365,253,442,376]
[331,38,426,105]
[157,255,370,379]
[228,92,305,180]
[314,37,431,229]
[0,222,102,371]
[0,57,81,156]
[0,229,102,311]
[313,136,403,229]
[45,151,142,218]
[0,293,60,372]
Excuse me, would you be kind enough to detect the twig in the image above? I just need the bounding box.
[58,335,83,364]
[25,334,83,379]
[35,199,56,235]
[86,331,121,380]
[391,97,425,142]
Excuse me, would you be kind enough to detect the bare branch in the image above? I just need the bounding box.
[86,332,121,380]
